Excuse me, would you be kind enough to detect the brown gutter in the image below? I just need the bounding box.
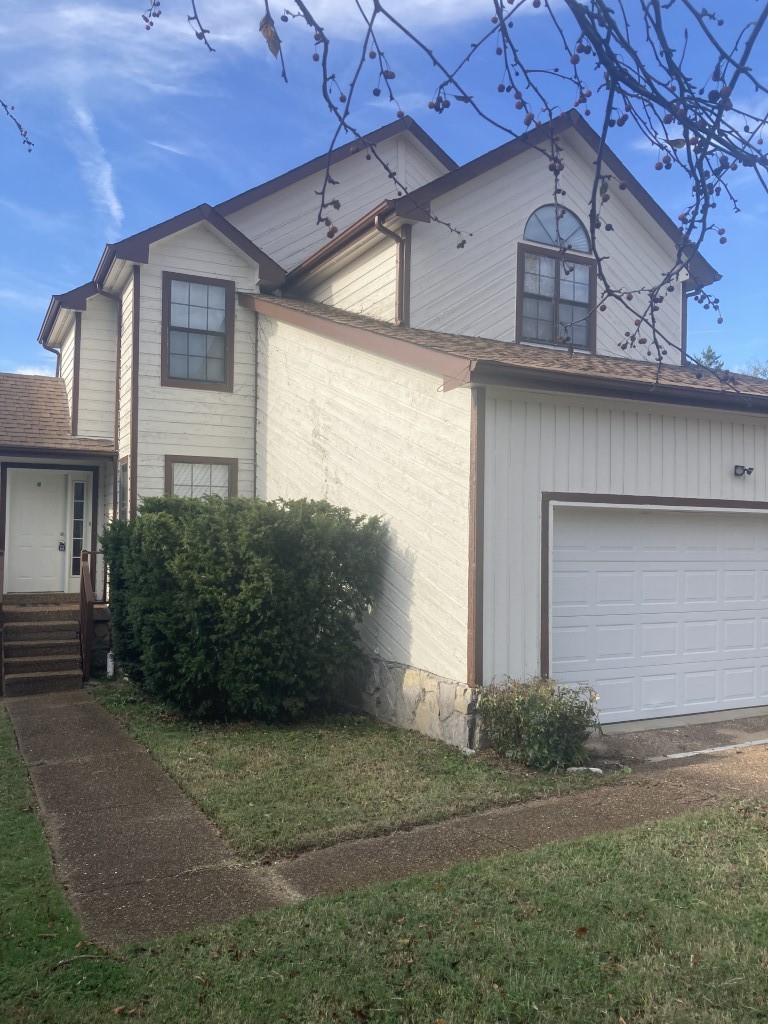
[468,361,768,415]
[287,201,391,286]
[467,387,485,688]
[129,265,140,518]
[0,446,114,459]
[240,293,474,388]
[71,312,81,435]
[373,212,407,326]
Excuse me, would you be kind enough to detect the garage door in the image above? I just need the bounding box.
[550,506,768,723]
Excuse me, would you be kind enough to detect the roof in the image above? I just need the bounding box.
[40,205,287,347]
[215,118,458,218]
[393,110,720,289]
[0,374,114,456]
[246,295,768,414]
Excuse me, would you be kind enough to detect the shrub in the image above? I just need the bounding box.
[101,496,386,721]
[479,677,600,770]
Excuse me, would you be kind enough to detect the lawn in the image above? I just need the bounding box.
[93,680,613,858]
[2,704,768,1023]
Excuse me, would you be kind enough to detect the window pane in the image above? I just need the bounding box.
[170,302,189,328]
[208,286,226,309]
[189,283,208,306]
[210,465,229,495]
[74,501,84,520]
[171,280,189,304]
[172,462,230,499]
[206,335,225,360]
[207,307,226,332]
[188,356,207,380]
[206,357,225,383]
[169,354,188,378]
[169,330,189,355]
[173,463,192,490]
[73,520,83,540]
[189,304,208,330]
[74,482,85,501]
[188,333,207,357]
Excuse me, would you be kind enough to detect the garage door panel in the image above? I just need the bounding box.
[551,507,768,723]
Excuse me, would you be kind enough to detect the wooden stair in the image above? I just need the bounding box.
[2,594,83,697]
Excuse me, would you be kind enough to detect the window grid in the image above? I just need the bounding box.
[71,481,86,576]
[521,252,591,349]
[172,462,231,499]
[168,279,227,384]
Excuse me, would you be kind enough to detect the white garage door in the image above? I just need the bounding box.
[551,506,768,723]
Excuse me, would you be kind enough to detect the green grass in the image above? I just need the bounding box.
[92,680,613,858]
[3,703,768,1023]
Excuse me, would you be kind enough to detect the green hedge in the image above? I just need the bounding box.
[101,496,386,721]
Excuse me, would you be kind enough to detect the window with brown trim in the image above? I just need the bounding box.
[516,206,596,352]
[161,272,235,392]
[164,456,238,498]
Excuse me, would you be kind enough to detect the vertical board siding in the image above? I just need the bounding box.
[77,294,117,439]
[257,315,472,682]
[136,223,259,502]
[484,388,768,685]
[296,237,398,321]
[225,137,447,270]
[58,323,76,420]
[409,144,684,364]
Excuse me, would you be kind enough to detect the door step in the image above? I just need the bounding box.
[2,594,83,697]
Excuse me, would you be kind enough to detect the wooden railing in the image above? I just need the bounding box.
[79,550,97,682]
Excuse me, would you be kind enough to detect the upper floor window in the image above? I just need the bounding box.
[517,206,595,352]
[161,272,235,392]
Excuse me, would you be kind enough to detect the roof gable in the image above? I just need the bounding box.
[393,110,719,289]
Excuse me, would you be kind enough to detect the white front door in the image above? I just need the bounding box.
[551,506,768,724]
[5,470,68,593]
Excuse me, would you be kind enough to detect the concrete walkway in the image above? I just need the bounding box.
[6,689,768,945]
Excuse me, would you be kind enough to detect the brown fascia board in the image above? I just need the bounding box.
[93,204,286,288]
[38,282,99,349]
[393,110,720,289]
[242,293,475,387]
[215,117,458,218]
[469,360,768,415]
[285,201,394,286]
[0,444,115,460]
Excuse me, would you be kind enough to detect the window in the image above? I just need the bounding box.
[517,206,595,351]
[118,460,128,521]
[71,481,86,576]
[161,273,235,391]
[164,456,238,498]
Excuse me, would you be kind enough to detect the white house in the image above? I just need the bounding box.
[4,111,768,746]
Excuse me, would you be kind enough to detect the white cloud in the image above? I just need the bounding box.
[69,103,124,233]
[11,363,55,376]
[0,287,51,311]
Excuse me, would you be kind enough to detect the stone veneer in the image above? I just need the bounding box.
[342,658,478,749]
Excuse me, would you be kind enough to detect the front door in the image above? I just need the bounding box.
[5,470,68,593]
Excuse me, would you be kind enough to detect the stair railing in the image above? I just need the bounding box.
[0,551,4,689]
[79,550,96,682]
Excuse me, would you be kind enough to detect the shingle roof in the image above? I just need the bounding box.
[253,295,768,412]
[0,374,114,454]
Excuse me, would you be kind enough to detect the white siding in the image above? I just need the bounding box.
[58,322,76,420]
[77,294,117,439]
[296,237,398,321]
[483,387,768,685]
[257,315,473,682]
[135,223,259,502]
[226,136,447,271]
[409,142,685,364]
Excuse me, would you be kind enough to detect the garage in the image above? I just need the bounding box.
[550,504,768,724]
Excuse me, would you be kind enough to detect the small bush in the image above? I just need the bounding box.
[101,496,386,721]
[479,677,600,770]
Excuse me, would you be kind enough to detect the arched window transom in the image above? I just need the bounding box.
[524,205,590,253]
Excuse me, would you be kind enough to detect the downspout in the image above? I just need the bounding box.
[374,214,408,327]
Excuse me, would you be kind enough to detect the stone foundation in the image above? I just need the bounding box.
[341,657,478,749]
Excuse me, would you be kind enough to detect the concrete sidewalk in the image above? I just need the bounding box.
[5,690,291,944]
[7,689,768,946]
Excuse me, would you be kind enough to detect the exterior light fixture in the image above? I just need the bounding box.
[734,465,754,477]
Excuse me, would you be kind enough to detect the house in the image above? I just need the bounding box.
[4,110,768,746]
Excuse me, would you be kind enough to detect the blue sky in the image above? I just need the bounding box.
[1,0,766,375]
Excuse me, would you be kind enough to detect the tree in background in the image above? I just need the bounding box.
[142,0,767,365]
[693,345,725,371]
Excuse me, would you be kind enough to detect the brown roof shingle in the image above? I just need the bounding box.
[252,295,768,413]
[0,374,114,455]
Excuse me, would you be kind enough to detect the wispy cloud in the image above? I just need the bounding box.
[148,140,194,158]
[69,103,124,233]
[11,363,55,377]
[0,287,51,311]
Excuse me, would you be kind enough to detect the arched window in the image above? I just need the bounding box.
[518,205,595,350]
